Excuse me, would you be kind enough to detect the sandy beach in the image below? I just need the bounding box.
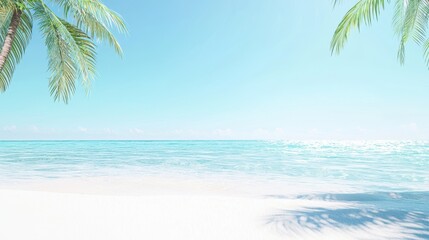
[0,177,424,240]
[0,177,312,240]
[0,190,287,240]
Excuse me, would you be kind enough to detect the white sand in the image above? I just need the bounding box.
[0,190,289,240]
[0,177,413,240]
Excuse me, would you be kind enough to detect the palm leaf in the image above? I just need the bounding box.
[0,0,124,102]
[394,0,426,64]
[331,0,387,54]
[53,0,126,55]
[61,20,96,90]
[0,1,14,9]
[33,2,79,103]
[33,2,98,102]
[0,9,33,91]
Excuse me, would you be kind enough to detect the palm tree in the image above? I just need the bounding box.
[332,0,429,67]
[0,0,126,103]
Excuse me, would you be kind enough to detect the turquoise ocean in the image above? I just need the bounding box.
[0,140,428,238]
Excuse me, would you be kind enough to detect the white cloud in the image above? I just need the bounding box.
[2,125,17,132]
[253,128,277,139]
[213,128,233,137]
[30,126,39,132]
[104,128,114,134]
[249,128,289,140]
[77,126,88,132]
[173,129,184,135]
[129,128,144,135]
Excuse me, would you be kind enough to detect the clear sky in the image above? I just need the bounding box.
[1,0,429,140]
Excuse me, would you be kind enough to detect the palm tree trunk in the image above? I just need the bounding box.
[0,9,22,71]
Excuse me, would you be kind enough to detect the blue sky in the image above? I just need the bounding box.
[1,0,429,140]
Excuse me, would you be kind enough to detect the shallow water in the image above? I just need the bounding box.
[0,140,428,239]
[0,140,427,189]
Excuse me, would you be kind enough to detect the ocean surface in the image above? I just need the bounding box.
[0,140,427,189]
[0,140,428,238]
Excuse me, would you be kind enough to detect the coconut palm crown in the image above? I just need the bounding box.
[332,0,429,67]
[0,0,126,103]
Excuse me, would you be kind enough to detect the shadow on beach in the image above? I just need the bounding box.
[265,191,429,239]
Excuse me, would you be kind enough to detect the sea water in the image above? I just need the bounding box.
[0,141,427,189]
[0,140,428,238]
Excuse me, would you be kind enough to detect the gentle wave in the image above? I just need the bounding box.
[0,140,428,191]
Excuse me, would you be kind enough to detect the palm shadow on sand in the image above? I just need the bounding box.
[265,192,429,239]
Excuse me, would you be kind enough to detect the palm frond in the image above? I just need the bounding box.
[394,0,427,64]
[0,0,124,102]
[33,2,79,103]
[60,20,96,90]
[0,0,14,9]
[53,0,126,55]
[413,1,429,44]
[0,5,13,33]
[331,0,387,54]
[0,9,32,91]
[423,38,429,67]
